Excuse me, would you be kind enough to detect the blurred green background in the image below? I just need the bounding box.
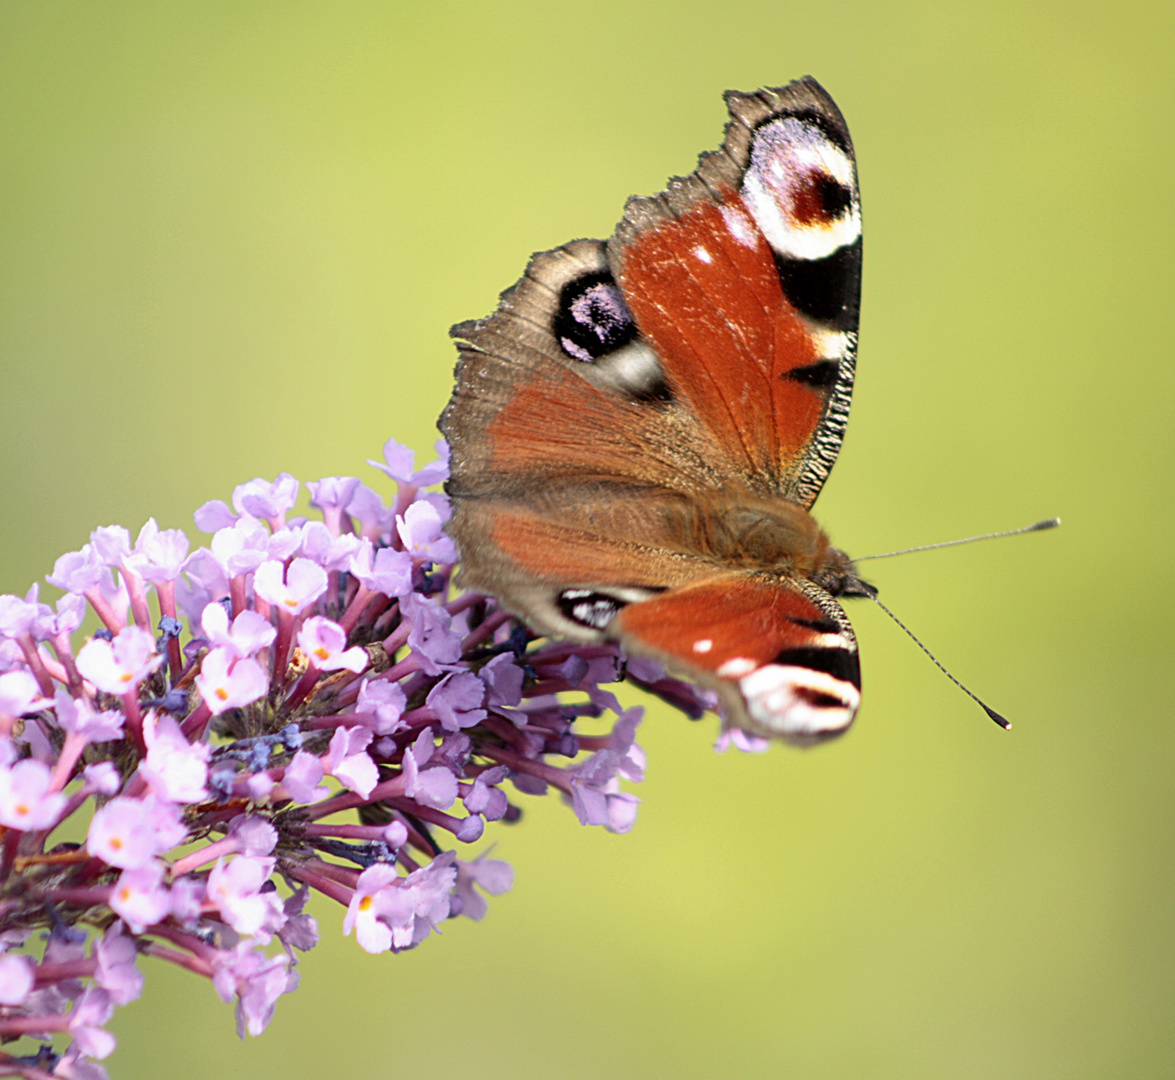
[1,2,1172,1077]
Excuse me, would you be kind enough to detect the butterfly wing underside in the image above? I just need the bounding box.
[441,78,865,742]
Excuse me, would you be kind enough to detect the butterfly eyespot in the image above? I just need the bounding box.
[554,272,637,363]
[742,115,861,305]
[557,589,626,630]
[738,664,860,740]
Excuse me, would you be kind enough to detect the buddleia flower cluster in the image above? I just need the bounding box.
[0,438,717,1079]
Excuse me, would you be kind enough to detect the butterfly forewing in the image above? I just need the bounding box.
[609,78,861,504]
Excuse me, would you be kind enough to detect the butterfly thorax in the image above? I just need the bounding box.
[666,490,875,600]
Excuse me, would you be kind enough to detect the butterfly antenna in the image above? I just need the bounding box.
[867,594,1011,730]
[855,518,1060,562]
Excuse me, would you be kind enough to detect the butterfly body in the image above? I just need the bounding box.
[441,78,872,745]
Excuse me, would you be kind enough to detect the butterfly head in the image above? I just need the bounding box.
[811,546,877,601]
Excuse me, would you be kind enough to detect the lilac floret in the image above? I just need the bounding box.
[232,474,300,525]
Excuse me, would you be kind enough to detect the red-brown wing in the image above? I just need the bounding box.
[614,571,861,745]
[608,77,861,505]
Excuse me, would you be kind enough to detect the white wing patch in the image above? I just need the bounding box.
[716,657,757,678]
[810,328,855,362]
[720,203,758,248]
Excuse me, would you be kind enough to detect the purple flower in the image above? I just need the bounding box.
[463,769,509,821]
[298,521,363,571]
[90,525,132,565]
[344,853,456,954]
[54,690,125,742]
[46,545,107,594]
[195,648,268,715]
[110,862,171,933]
[324,727,378,798]
[298,617,367,673]
[715,727,770,753]
[278,888,320,953]
[353,678,407,734]
[0,953,34,1006]
[402,731,458,810]
[83,761,121,795]
[481,653,525,708]
[227,814,278,856]
[87,797,169,870]
[194,498,240,533]
[280,751,329,803]
[253,558,327,615]
[0,435,706,1069]
[201,603,276,660]
[94,924,144,1006]
[348,541,413,598]
[75,626,162,696]
[342,863,401,954]
[0,590,48,639]
[0,759,66,830]
[209,518,270,576]
[368,437,450,487]
[306,477,362,525]
[0,670,51,721]
[139,712,210,803]
[568,746,642,833]
[403,595,462,674]
[125,518,190,583]
[206,856,286,941]
[427,671,487,732]
[232,474,300,526]
[69,988,117,1060]
[397,500,459,564]
[452,854,514,921]
[211,942,295,1038]
[346,484,396,540]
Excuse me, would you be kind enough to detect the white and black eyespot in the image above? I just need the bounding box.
[554,272,638,363]
[557,588,625,631]
[553,271,672,402]
[740,116,861,263]
[738,664,860,742]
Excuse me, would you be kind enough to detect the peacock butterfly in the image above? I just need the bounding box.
[440,77,877,746]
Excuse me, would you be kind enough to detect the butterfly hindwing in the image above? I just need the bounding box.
[615,572,861,744]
